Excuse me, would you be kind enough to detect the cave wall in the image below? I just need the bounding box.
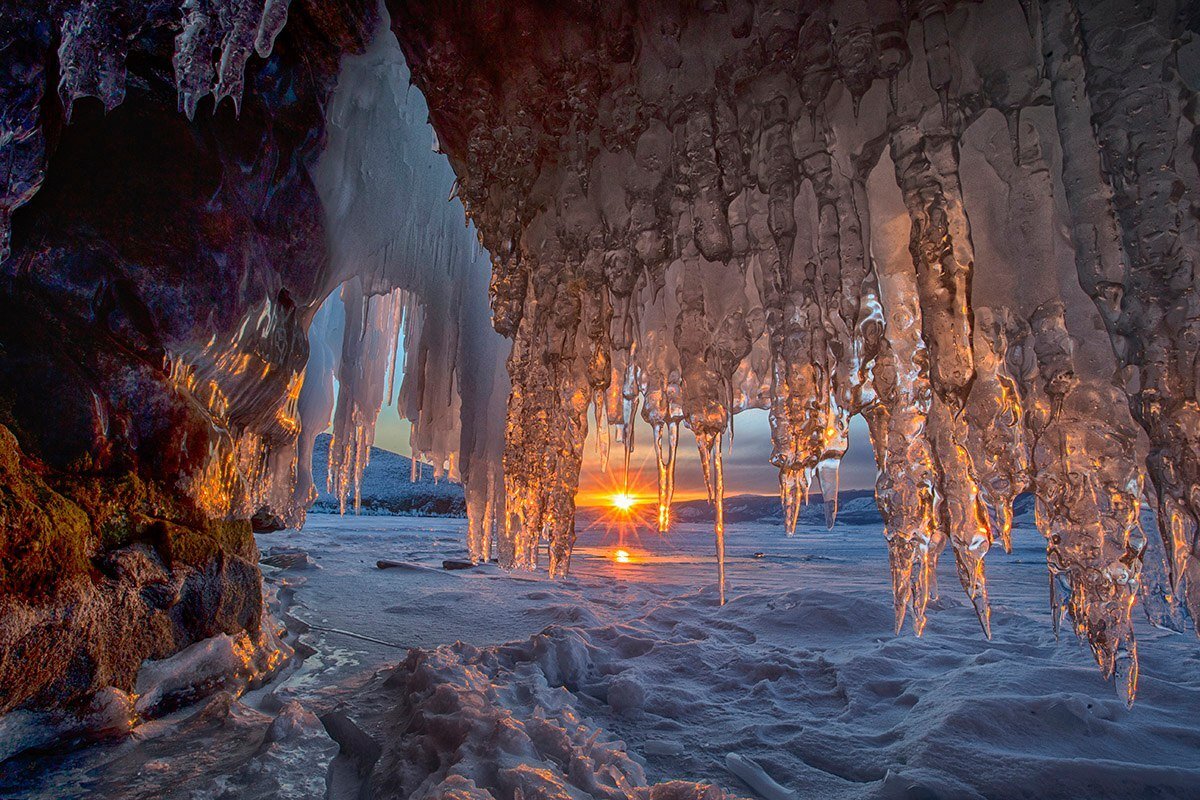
[0,0,1197,717]
[0,0,376,714]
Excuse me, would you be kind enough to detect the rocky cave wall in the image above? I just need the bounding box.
[0,0,378,714]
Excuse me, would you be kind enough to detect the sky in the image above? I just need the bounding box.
[373,400,879,507]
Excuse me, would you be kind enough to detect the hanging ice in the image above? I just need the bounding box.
[13,0,1198,705]
[384,0,1200,702]
[299,7,508,552]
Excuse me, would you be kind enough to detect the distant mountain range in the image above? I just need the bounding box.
[308,435,1041,529]
[310,433,466,516]
[672,490,882,525]
[577,490,1039,528]
[573,490,884,526]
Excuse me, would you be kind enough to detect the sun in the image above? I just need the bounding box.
[611,492,637,512]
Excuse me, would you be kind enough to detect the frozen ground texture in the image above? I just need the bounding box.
[6,512,1199,799]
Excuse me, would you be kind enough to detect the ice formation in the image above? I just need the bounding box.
[300,10,509,552]
[6,0,1199,704]
[0,0,295,261]
[388,0,1200,702]
[5,2,505,551]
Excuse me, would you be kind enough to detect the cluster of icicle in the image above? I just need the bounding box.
[7,1,510,549]
[405,0,1200,702]
[297,11,509,557]
[0,0,293,262]
[175,8,510,546]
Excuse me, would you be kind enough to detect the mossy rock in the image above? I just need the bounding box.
[0,426,93,598]
[0,424,256,597]
[152,518,255,570]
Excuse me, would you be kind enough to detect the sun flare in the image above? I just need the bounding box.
[610,492,637,512]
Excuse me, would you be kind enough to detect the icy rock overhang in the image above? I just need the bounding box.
[390,0,1200,701]
[0,0,506,715]
[0,0,378,714]
[0,0,502,529]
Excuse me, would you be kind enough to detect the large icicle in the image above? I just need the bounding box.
[1059,0,1200,631]
[293,6,508,542]
[382,0,1200,700]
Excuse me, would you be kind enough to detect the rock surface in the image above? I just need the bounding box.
[0,425,263,714]
[0,0,376,714]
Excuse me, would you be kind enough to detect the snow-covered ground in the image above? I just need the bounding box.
[5,510,1200,798]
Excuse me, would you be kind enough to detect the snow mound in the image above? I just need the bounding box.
[367,630,744,800]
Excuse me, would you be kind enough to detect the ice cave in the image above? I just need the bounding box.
[2,0,1200,797]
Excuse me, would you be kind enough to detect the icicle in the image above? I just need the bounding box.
[652,421,679,532]
[351,0,1200,702]
[866,151,939,637]
[697,430,727,605]
[254,0,292,57]
[918,4,954,127]
[715,433,726,605]
[817,456,841,530]
[594,391,609,471]
[778,467,807,536]
[57,0,129,120]
[665,421,679,529]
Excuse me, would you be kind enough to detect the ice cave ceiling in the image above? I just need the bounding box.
[1,0,1199,710]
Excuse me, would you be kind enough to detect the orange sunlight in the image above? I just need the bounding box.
[611,492,637,512]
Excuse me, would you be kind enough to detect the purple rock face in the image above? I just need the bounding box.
[0,0,375,714]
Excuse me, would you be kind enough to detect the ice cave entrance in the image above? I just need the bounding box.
[4,0,1200,796]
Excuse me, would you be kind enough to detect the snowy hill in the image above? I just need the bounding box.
[309,433,465,517]
[667,490,882,526]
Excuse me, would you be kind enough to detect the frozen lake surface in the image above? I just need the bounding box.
[5,510,1200,798]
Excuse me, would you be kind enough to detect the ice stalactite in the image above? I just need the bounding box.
[389,0,1200,697]
[297,7,509,550]
[325,282,407,513]
[174,0,295,118]
[867,151,941,636]
[292,298,343,511]
[56,0,132,120]
[888,120,994,634]
[1061,0,1200,633]
[960,101,1149,702]
[652,420,681,532]
[3,0,301,263]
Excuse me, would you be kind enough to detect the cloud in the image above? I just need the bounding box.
[578,408,878,500]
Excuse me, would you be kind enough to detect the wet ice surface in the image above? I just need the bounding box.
[7,511,1200,798]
